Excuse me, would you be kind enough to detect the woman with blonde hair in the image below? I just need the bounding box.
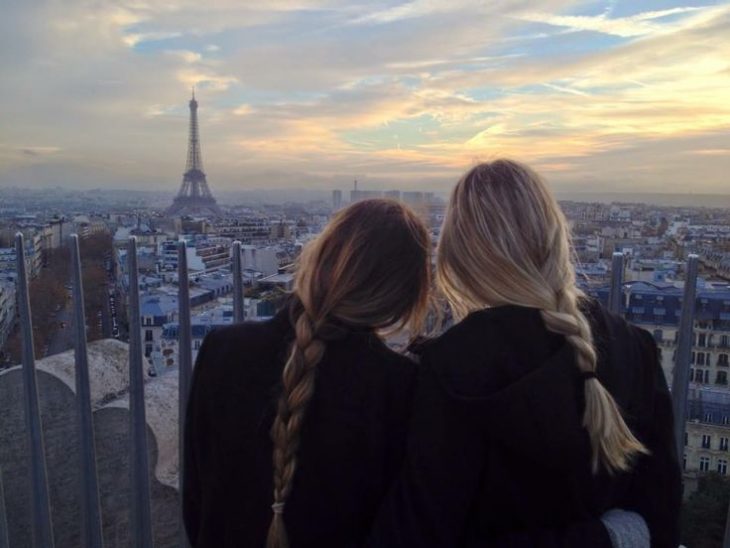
[183,199,431,547]
[370,160,681,547]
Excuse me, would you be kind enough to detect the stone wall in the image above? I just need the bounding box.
[0,339,182,547]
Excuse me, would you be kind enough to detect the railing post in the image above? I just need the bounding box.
[608,252,624,315]
[127,237,154,547]
[671,254,698,463]
[0,467,9,548]
[232,241,244,323]
[15,232,55,548]
[70,234,104,548]
[177,241,192,548]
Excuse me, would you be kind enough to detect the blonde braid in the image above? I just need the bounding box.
[438,159,650,475]
[541,286,649,473]
[266,310,326,548]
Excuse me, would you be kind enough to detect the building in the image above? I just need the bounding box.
[402,191,433,216]
[153,307,233,374]
[0,231,43,280]
[189,240,230,274]
[216,218,272,244]
[332,190,342,211]
[593,280,730,488]
[257,270,295,292]
[350,180,382,203]
[573,235,603,264]
[270,220,294,241]
[47,217,70,249]
[163,237,232,274]
[0,280,16,351]
[140,294,180,360]
[240,245,279,276]
[350,190,382,203]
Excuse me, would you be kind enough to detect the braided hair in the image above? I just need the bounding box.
[437,159,648,474]
[266,199,431,547]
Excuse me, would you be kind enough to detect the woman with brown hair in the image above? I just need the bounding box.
[183,199,431,547]
[370,160,681,547]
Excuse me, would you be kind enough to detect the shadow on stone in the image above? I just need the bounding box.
[0,339,183,547]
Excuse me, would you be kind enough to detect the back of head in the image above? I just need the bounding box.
[437,159,648,474]
[296,198,430,332]
[267,199,430,548]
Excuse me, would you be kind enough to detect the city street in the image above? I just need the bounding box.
[46,304,72,356]
[45,282,115,357]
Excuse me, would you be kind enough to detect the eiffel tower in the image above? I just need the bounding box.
[167,89,221,217]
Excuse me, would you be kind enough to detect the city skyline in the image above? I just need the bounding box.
[1,0,729,194]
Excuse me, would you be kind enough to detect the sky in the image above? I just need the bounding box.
[0,0,729,195]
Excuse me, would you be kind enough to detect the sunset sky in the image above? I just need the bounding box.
[1,0,729,194]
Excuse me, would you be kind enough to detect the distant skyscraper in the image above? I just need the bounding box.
[350,179,382,203]
[402,191,426,207]
[384,190,401,200]
[350,189,382,203]
[332,190,342,210]
[167,90,221,217]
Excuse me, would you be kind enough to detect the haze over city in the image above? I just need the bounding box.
[1,0,729,194]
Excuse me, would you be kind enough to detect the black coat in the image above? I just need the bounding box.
[183,309,418,547]
[369,301,681,548]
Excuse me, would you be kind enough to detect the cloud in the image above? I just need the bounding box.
[350,0,477,25]
[165,50,203,63]
[0,0,728,195]
[176,69,238,91]
[515,6,706,37]
[542,83,591,97]
[686,148,730,156]
[123,31,182,48]
[20,147,62,157]
[232,104,253,116]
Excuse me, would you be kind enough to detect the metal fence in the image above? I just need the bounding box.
[0,238,721,546]
[0,234,246,547]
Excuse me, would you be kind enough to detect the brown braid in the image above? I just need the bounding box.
[263,198,430,546]
[266,309,326,548]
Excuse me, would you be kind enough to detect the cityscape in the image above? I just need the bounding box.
[2,0,730,546]
[0,90,729,545]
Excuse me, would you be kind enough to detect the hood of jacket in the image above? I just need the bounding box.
[418,303,620,474]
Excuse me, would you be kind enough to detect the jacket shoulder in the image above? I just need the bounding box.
[193,316,290,387]
[204,317,287,353]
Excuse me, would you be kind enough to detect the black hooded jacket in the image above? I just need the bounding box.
[368,301,681,548]
[183,309,418,547]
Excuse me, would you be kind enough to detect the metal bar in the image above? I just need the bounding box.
[127,237,154,547]
[671,254,698,463]
[232,240,244,323]
[70,234,104,548]
[0,467,10,548]
[177,241,192,548]
[15,232,55,548]
[725,477,730,548]
[608,252,624,315]
[725,485,730,547]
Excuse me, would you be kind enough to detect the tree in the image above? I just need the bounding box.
[682,473,730,548]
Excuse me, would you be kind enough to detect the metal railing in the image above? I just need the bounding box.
[70,234,103,548]
[127,236,154,548]
[0,236,720,546]
[1,235,247,547]
[14,233,54,548]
